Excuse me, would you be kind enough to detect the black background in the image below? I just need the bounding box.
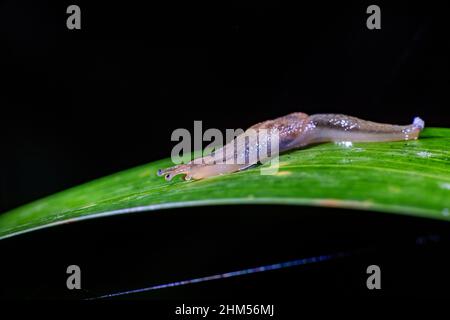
[0,0,449,302]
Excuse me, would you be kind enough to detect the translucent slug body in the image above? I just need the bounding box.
[158,113,425,181]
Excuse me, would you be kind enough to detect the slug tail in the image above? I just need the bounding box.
[413,117,425,131]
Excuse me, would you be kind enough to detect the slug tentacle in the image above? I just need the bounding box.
[157,113,425,181]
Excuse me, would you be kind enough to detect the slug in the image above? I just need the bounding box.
[158,113,425,181]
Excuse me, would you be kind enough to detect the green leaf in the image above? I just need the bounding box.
[1,127,449,240]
